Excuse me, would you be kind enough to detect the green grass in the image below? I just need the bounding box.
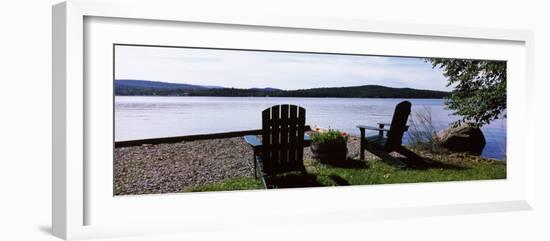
[185,152,506,192]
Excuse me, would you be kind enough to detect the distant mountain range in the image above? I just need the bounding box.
[116,79,225,91]
[115,79,450,98]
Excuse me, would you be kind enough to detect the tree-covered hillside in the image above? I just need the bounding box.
[115,80,449,99]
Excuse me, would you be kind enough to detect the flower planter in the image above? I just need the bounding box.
[310,142,348,164]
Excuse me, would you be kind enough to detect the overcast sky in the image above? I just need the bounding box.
[115,45,450,91]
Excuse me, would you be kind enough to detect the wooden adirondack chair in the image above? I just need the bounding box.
[357,101,412,167]
[244,104,310,188]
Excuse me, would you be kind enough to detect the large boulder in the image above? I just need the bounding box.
[436,126,486,155]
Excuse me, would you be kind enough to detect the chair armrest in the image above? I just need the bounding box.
[376,122,410,131]
[356,125,390,132]
[245,134,311,148]
[244,135,262,149]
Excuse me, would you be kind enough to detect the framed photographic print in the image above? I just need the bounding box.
[53,0,535,240]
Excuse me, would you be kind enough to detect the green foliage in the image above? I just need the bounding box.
[310,129,349,144]
[426,58,507,127]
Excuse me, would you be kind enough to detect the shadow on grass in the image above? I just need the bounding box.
[321,157,369,169]
[266,173,324,188]
[266,173,352,188]
[329,174,350,186]
[264,149,468,188]
[394,148,467,170]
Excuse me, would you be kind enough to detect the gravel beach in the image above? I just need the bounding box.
[114,134,374,195]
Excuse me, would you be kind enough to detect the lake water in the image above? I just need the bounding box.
[115,96,506,160]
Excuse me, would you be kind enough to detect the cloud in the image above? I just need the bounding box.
[115,45,450,91]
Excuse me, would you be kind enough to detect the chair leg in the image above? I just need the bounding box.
[255,155,267,188]
[260,174,268,189]
[360,128,366,160]
[253,151,258,179]
[301,166,308,176]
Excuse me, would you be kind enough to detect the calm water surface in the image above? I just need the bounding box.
[115,96,506,160]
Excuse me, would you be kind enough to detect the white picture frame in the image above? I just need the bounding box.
[52,0,535,240]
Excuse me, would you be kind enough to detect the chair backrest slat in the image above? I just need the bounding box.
[279,105,289,164]
[270,105,280,166]
[296,107,306,162]
[261,104,306,175]
[288,105,298,163]
[386,101,412,148]
[261,108,272,171]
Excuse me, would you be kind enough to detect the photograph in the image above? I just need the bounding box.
[113,44,507,195]
[2,0,546,240]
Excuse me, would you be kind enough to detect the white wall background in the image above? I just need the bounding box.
[0,0,548,240]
